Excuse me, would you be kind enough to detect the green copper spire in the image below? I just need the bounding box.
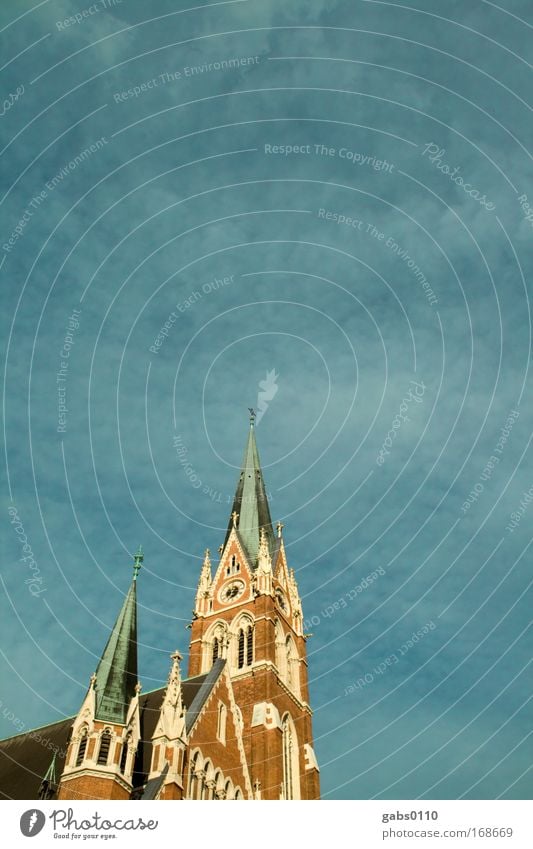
[38,752,57,800]
[93,550,140,724]
[224,413,274,563]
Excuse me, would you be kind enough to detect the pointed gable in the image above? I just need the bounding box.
[186,661,252,798]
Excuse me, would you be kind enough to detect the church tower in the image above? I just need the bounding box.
[57,549,143,800]
[188,412,320,799]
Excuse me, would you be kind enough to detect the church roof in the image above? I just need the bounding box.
[93,549,142,724]
[0,667,222,800]
[224,416,274,564]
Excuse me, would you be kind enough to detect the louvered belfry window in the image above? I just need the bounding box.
[119,740,129,773]
[238,629,245,668]
[97,729,112,765]
[75,730,88,766]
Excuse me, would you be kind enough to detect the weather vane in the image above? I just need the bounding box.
[248,407,256,426]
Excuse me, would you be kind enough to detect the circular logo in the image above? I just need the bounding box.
[20,809,46,837]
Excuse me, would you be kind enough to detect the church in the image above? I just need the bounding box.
[0,414,320,800]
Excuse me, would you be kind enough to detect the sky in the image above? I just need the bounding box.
[0,0,532,801]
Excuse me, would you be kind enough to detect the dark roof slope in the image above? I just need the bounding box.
[185,658,225,734]
[0,718,72,801]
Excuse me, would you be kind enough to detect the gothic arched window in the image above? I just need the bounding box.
[119,732,131,774]
[212,636,220,665]
[238,629,245,668]
[217,702,227,744]
[235,618,254,670]
[203,760,214,799]
[285,635,300,697]
[189,751,202,799]
[97,729,112,765]
[205,622,228,672]
[286,636,293,686]
[75,728,88,766]
[282,714,300,800]
[214,770,224,799]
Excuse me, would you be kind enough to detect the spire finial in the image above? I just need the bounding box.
[133,545,143,580]
[248,407,256,427]
[276,520,284,538]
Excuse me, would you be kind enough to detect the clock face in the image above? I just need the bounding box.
[219,580,245,604]
[275,587,287,611]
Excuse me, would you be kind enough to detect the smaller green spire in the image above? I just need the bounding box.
[43,751,57,784]
[38,752,57,800]
[94,551,140,724]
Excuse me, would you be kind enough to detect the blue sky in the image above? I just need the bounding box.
[1,0,532,799]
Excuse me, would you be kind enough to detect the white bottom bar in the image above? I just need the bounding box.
[3,799,531,847]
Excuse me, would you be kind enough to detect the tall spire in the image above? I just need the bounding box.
[224,413,274,563]
[93,550,140,724]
